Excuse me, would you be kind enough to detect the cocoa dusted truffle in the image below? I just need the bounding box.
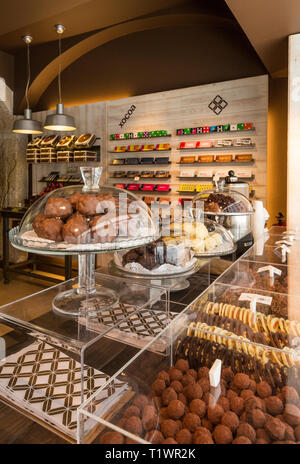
[257,381,272,399]
[240,389,255,401]
[152,379,166,395]
[182,413,201,432]
[175,359,189,373]
[282,386,299,405]
[221,411,239,432]
[184,383,203,401]
[193,427,213,444]
[100,431,124,444]
[175,429,192,444]
[232,436,251,444]
[246,408,266,428]
[234,373,250,390]
[33,213,47,232]
[198,377,210,394]
[207,404,224,425]
[265,416,286,441]
[124,416,142,435]
[162,387,177,406]
[162,438,177,444]
[69,192,82,210]
[170,380,183,394]
[221,367,234,383]
[33,216,63,242]
[201,418,213,432]
[187,369,198,380]
[145,430,163,444]
[218,396,230,412]
[189,399,206,418]
[265,396,284,415]
[161,419,178,438]
[283,404,300,426]
[227,389,238,401]
[168,367,183,382]
[133,394,148,410]
[157,371,170,386]
[167,400,185,420]
[236,423,256,443]
[230,397,245,416]
[44,197,72,219]
[178,393,187,405]
[123,405,140,418]
[213,424,233,444]
[160,407,169,420]
[249,380,257,393]
[62,212,89,243]
[256,428,271,443]
[142,405,158,431]
[284,422,296,441]
[182,374,195,386]
[294,425,300,441]
[198,367,210,379]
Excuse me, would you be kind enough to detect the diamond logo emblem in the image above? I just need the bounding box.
[208,95,228,115]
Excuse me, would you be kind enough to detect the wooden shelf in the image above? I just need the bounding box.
[177,145,255,151]
[109,176,171,180]
[177,161,254,166]
[177,175,255,181]
[109,162,171,166]
[109,134,171,141]
[109,149,172,154]
[176,128,256,136]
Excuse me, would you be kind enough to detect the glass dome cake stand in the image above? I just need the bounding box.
[9,167,159,317]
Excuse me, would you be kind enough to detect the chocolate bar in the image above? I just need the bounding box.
[180,156,195,163]
[141,144,155,151]
[141,171,154,178]
[127,145,141,152]
[156,184,170,192]
[140,157,154,164]
[235,154,253,162]
[113,171,126,178]
[215,154,233,163]
[155,171,169,178]
[179,141,196,149]
[195,141,213,149]
[114,146,127,152]
[141,184,155,191]
[112,159,125,165]
[125,158,139,165]
[155,143,170,151]
[114,184,126,189]
[155,157,169,164]
[127,184,140,191]
[198,155,214,163]
[127,171,139,178]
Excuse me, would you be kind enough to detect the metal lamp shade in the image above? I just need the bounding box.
[12,108,43,134]
[44,103,76,131]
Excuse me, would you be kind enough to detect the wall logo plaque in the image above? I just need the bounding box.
[119,105,136,128]
[208,95,228,115]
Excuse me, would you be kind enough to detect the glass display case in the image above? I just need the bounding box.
[0,272,169,442]
[78,280,300,444]
[192,185,253,243]
[9,167,159,316]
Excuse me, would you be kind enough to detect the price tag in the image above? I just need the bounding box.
[239,293,272,313]
[257,265,282,285]
[134,176,140,181]
[274,244,291,263]
[275,240,293,246]
[209,359,222,388]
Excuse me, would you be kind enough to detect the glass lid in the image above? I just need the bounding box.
[168,218,236,257]
[10,167,159,256]
[193,187,253,216]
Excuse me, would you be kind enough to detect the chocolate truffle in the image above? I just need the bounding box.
[241,390,255,401]
[162,438,177,444]
[198,377,210,394]
[161,419,178,438]
[133,394,148,410]
[203,392,215,406]
[283,404,300,426]
[218,396,230,412]
[44,197,72,219]
[123,405,140,418]
[162,387,177,406]
[175,359,189,372]
[221,367,234,383]
[124,416,142,435]
[201,419,213,432]
[189,399,206,418]
[234,373,250,390]
[265,396,284,415]
[232,436,251,444]
[257,381,272,399]
[294,424,300,441]
[284,422,296,441]
[245,396,263,411]
[207,404,224,425]
[33,213,47,232]
[256,428,271,443]
[170,380,183,394]
[230,396,245,416]
[90,214,117,243]
[152,379,166,395]
[34,216,63,242]
[213,424,233,444]
[198,367,210,379]
[247,409,266,429]
[193,427,214,444]
[145,430,163,444]
[187,369,198,380]
[236,423,256,443]
[69,192,82,210]
[157,371,170,386]
[184,384,203,401]
[62,212,89,244]
[249,380,257,393]
[175,428,192,444]
[160,407,169,420]
[100,431,124,444]
[142,405,158,431]
[221,411,239,432]
[178,393,187,405]
[182,374,196,386]
[168,367,183,382]
[76,194,101,216]
[153,396,162,410]
[167,400,185,420]
[227,389,238,401]
[256,438,269,444]
[182,413,201,432]
[282,386,299,405]
[265,416,286,441]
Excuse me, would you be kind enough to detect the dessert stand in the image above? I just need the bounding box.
[9,167,159,317]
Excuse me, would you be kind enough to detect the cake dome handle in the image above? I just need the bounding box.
[80,166,102,192]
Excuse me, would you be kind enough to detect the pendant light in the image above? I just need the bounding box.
[44,24,76,131]
[12,35,43,134]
